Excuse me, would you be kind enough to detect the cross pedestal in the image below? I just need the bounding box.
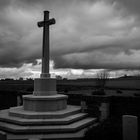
[23,11,68,111]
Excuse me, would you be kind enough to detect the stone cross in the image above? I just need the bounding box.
[38,11,55,78]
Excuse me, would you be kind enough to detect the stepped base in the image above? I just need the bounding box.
[23,94,68,112]
[0,105,97,140]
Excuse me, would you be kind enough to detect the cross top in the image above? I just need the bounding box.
[38,11,55,27]
[38,11,55,78]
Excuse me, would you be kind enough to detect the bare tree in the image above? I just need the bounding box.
[96,70,110,91]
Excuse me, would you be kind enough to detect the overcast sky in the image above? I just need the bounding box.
[0,0,140,79]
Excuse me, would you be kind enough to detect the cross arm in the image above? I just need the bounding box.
[37,18,56,27]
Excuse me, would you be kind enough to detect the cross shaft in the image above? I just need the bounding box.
[37,11,55,78]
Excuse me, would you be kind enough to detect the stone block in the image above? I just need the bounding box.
[23,94,68,112]
[33,78,56,96]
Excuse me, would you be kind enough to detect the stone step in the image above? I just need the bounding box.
[7,127,90,140]
[0,117,97,134]
[8,105,81,119]
[0,110,88,126]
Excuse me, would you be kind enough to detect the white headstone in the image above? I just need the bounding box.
[123,115,138,140]
[81,101,87,112]
[99,102,109,121]
[17,95,22,106]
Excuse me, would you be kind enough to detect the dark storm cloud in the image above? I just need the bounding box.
[0,0,11,8]
[51,0,140,70]
[113,0,140,16]
[0,0,140,71]
[54,49,140,70]
[0,2,43,67]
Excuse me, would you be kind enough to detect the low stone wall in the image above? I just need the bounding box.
[82,95,111,121]
[66,93,140,122]
[65,93,111,121]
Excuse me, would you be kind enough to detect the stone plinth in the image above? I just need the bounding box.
[23,94,68,112]
[33,78,57,96]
